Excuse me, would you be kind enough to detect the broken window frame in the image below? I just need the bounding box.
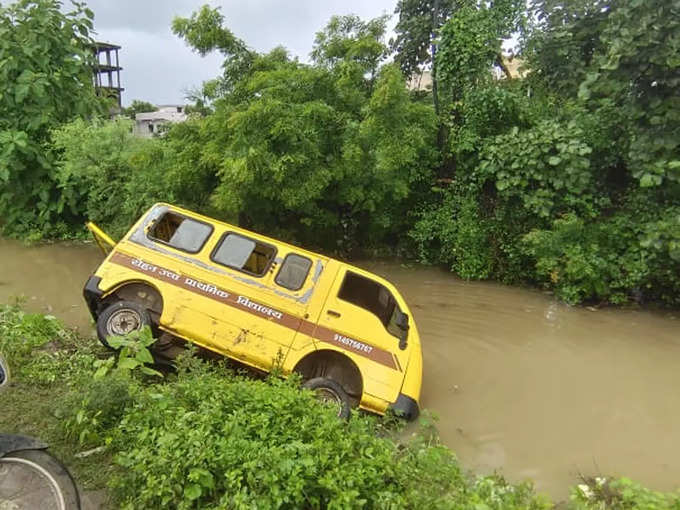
[147,211,213,254]
[210,232,277,278]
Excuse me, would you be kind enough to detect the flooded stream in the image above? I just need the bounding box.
[1,238,679,498]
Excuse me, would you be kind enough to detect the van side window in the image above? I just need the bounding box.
[148,212,212,253]
[338,272,401,337]
[212,233,276,276]
[275,254,312,290]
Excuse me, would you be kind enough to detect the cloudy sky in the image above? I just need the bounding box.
[85,0,399,106]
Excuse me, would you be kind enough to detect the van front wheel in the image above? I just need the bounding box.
[302,377,351,420]
[96,300,150,348]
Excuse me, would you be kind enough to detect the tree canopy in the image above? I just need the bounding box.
[0,0,101,235]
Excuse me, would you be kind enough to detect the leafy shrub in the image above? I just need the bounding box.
[0,302,65,366]
[109,361,549,510]
[522,214,648,304]
[411,187,494,279]
[59,376,133,446]
[571,477,680,510]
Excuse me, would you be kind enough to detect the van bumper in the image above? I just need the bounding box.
[83,275,104,319]
[389,393,420,421]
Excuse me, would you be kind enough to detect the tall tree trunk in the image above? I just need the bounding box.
[430,0,441,116]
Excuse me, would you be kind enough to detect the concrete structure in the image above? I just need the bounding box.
[134,105,188,138]
[93,42,124,109]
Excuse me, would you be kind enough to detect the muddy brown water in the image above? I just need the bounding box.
[1,239,679,498]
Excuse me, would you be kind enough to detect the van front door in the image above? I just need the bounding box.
[317,268,408,403]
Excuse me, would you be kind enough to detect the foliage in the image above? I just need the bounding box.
[522,213,649,304]
[480,119,600,219]
[410,0,680,305]
[122,100,156,119]
[172,5,254,99]
[169,8,438,252]
[525,0,612,94]
[571,477,680,510]
[411,186,495,279]
[4,0,680,306]
[579,0,680,189]
[0,301,64,366]
[109,357,548,510]
[437,0,523,99]
[93,326,163,379]
[60,375,133,446]
[392,0,459,79]
[51,116,216,238]
[0,0,102,237]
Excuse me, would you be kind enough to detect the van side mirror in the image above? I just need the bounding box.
[396,311,409,331]
[396,311,409,350]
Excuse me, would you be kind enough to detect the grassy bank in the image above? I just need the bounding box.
[1,303,678,509]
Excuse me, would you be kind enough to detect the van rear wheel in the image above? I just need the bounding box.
[302,377,351,420]
[96,300,150,348]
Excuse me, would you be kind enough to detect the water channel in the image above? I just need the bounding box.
[1,238,678,498]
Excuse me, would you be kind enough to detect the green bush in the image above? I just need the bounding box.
[411,187,494,279]
[522,214,648,304]
[571,477,680,510]
[109,361,549,510]
[0,302,65,365]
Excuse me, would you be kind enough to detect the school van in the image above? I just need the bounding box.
[83,203,422,419]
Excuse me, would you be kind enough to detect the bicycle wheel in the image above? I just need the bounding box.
[0,449,80,509]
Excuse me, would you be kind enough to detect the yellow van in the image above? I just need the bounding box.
[83,203,422,419]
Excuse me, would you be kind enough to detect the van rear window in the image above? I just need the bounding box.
[148,212,212,253]
[212,233,276,276]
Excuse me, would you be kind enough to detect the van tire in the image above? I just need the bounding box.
[302,377,351,420]
[96,300,151,348]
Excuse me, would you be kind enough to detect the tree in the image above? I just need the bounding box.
[167,7,438,251]
[392,0,459,114]
[172,5,254,100]
[579,0,680,188]
[311,14,388,83]
[122,100,156,119]
[0,0,101,235]
[525,0,612,95]
[437,0,524,100]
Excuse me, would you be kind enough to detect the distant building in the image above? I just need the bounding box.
[133,105,188,138]
[93,42,124,109]
[408,71,433,91]
[493,56,528,80]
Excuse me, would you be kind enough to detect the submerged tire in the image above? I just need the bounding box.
[0,449,81,510]
[96,300,150,348]
[302,377,351,420]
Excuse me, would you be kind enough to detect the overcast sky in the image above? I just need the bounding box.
[85,0,399,106]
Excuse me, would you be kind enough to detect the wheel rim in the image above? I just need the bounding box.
[106,308,142,336]
[0,457,66,510]
[314,388,343,416]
